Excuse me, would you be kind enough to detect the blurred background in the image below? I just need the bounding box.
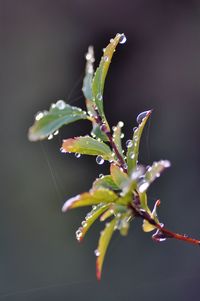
[1,0,200,300]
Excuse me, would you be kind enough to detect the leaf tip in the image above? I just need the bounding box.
[96,260,101,281]
[62,195,80,212]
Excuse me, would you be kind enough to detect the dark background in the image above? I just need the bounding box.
[1,0,200,300]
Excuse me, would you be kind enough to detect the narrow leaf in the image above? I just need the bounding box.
[127,110,152,174]
[138,160,171,193]
[62,189,118,212]
[61,136,112,159]
[28,100,87,141]
[76,204,109,242]
[92,175,119,191]
[96,218,117,280]
[112,122,124,158]
[110,164,129,190]
[92,33,124,121]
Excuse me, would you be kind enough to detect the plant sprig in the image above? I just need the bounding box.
[28,33,200,280]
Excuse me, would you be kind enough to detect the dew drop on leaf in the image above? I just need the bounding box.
[35,111,44,121]
[119,34,127,44]
[48,134,53,140]
[56,100,66,110]
[132,126,137,132]
[130,152,135,159]
[138,181,149,193]
[136,110,150,124]
[81,221,87,227]
[103,56,109,62]
[126,140,133,148]
[97,93,103,101]
[118,121,124,128]
[54,130,59,136]
[96,156,104,165]
[94,249,100,257]
[75,153,81,158]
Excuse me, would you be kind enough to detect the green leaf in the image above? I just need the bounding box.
[82,46,94,101]
[110,164,129,190]
[62,189,118,212]
[28,100,88,141]
[85,99,109,142]
[61,135,112,160]
[138,160,171,193]
[100,207,114,221]
[92,175,119,191]
[118,212,132,236]
[127,110,152,174]
[112,122,124,159]
[142,220,156,232]
[76,204,109,242]
[92,33,124,121]
[96,218,117,280]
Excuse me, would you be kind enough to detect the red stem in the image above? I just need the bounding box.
[156,224,200,246]
[137,207,200,246]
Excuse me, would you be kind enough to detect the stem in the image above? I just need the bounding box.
[130,204,200,246]
[93,110,127,172]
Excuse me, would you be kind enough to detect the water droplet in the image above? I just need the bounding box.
[120,133,124,138]
[162,160,171,168]
[54,130,59,136]
[85,52,92,60]
[75,153,81,158]
[81,221,87,227]
[119,34,127,44]
[97,93,103,101]
[136,110,151,124]
[123,163,128,169]
[76,228,83,241]
[112,126,117,132]
[94,249,100,257]
[48,134,53,140]
[132,126,137,132]
[126,140,133,148]
[51,103,56,109]
[100,123,108,132]
[110,38,114,43]
[99,174,104,178]
[152,230,167,242]
[130,152,135,159]
[118,121,124,128]
[56,100,66,110]
[85,212,92,220]
[138,181,149,193]
[60,147,66,153]
[103,55,109,62]
[35,112,44,121]
[96,156,104,165]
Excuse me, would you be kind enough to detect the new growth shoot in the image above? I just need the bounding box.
[28,33,200,280]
